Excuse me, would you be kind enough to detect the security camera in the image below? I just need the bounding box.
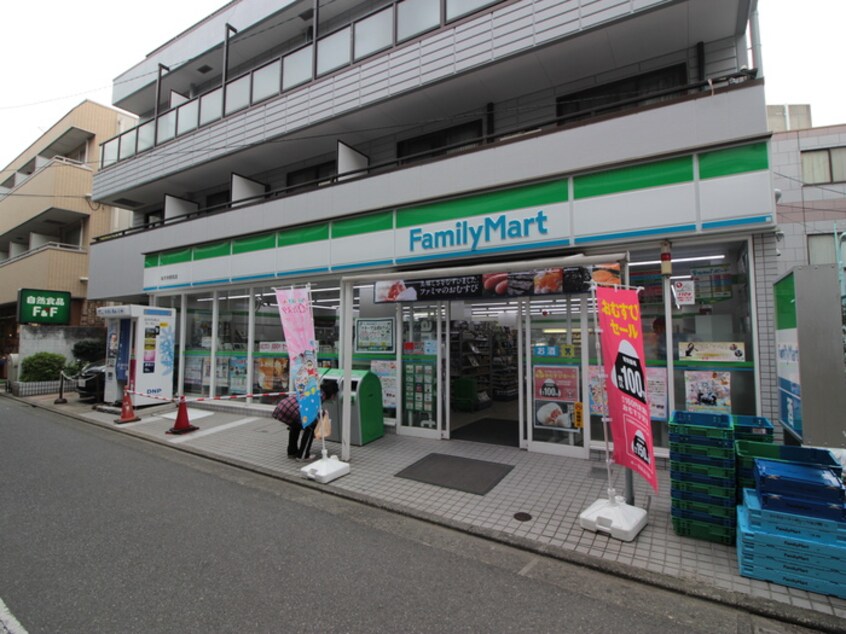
[774,189,782,203]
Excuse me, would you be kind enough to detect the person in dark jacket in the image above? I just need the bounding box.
[273,380,339,460]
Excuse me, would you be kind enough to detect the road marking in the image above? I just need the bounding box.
[518,557,540,577]
[161,409,214,421]
[0,597,28,634]
[167,417,259,444]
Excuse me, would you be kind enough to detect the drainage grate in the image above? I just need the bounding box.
[513,512,532,522]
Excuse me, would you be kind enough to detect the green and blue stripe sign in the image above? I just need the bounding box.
[143,143,772,291]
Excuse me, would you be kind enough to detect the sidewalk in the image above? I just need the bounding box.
[12,392,846,632]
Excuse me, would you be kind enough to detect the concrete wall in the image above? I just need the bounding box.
[18,326,106,364]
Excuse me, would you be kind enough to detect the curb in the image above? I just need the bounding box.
[7,393,845,634]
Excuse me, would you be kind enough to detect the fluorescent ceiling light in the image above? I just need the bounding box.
[543,328,568,333]
[629,255,725,267]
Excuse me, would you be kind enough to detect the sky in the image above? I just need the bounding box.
[1,0,844,171]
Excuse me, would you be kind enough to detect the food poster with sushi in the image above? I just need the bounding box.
[596,286,658,492]
[372,266,598,303]
[533,366,580,431]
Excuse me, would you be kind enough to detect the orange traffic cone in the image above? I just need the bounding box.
[114,388,140,424]
[167,396,199,435]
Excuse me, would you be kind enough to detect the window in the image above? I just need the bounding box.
[802,148,846,185]
[808,233,846,265]
[397,120,483,164]
[206,190,231,210]
[286,161,337,192]
[556,64,688,124]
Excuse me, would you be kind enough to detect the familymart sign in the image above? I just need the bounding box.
[18,289,72,324]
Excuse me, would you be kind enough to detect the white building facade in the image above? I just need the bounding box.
[90,0,778,459]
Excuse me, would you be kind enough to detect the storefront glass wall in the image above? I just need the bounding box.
[184,294,213,396]
[215,291,250,397]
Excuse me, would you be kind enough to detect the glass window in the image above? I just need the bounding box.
[225,75,251,115]
[283,45,313,90]
[200,88,223,126]
[252,60,281,103]
[184,294,213,397]
[317,26,351,75]
[118,129,136,161]
[137,120,156,152]
[102,138,118,168]
[176,100,199,136]
[354,8,393,60]
[802,149,831,184]
[156,110,176,144]
[254,286,289,403]
[215,292,250,397]
[808,233,846,265]
[397,0,440,42]
[831,147,846,182]
[446,0,497,21]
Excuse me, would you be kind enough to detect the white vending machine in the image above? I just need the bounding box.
[96,305,176,406]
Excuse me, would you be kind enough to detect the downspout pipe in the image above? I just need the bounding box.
[748,0,763,79]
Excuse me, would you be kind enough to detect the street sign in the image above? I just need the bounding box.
[17,289,72,325]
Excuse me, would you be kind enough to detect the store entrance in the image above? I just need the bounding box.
[447,301,521,447]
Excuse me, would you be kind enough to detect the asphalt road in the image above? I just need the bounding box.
[0,397,822,633]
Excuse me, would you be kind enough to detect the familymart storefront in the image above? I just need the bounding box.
[143,144,774,461]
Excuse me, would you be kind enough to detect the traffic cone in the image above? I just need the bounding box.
[114,388,140,424]
[167,396,198,435]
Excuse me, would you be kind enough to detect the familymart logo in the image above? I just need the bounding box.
[409,210,549,252]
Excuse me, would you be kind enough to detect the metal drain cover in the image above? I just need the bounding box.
[513,512,532,522]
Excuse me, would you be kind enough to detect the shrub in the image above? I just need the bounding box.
[72,339,104,364]
[20,352,67,382]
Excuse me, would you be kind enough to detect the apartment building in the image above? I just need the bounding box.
[0,100,136,355]
[89,0,777,459]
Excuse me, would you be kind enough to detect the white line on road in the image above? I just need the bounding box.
[0,597,28,634]
[518,557,540,577]
[167,417,259,444]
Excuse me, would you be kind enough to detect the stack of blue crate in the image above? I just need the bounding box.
[669,411,736,545]
[737,459,846,598]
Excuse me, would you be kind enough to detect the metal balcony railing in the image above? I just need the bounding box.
[99,0,504,169]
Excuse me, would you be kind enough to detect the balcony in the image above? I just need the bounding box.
[0,244,88,305]
[0,158,92,261]
[94,0,751,208]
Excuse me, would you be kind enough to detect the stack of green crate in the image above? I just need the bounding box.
[669,411,736,545]
[733,415,774,443]
[732,415,775,500]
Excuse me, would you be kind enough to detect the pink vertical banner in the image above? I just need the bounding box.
[596,286,658,492]
[275,288,320,427]
[274,288,316,358]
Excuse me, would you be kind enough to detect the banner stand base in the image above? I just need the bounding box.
[300,449,350,484]
[579,489,648,542]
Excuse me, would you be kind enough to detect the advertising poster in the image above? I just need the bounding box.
[255,357,288,392]
[691,265,733,303]
[588,365,608,417]
[355,318,395,353]
[370,360,397,408]
[685,371,731,413]
[647,367,668,422]
[215,357,230,387]
[533,365,579,431]
[184,356,204,385]
[596,286,658,492]
[672,279,696,305]
[229,357,248,394]
[275,288,320,427]
[679,341,745,362]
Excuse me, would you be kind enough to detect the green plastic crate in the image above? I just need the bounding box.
[671,498,736,520]
[670,460,735,482]
[671,516,736,545]
[670,477,735,501]
[669,422,734,441]
[670,441,735,460]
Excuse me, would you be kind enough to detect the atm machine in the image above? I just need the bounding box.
[96,305,176,406]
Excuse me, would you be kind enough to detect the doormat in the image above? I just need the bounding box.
[450,418,519,447]
[395,453,514,495]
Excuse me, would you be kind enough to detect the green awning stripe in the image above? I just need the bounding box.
[278,223,330,246]
[159,248,192,266]
[332,212,393,238]
[699,143,769,179]
[574,156,693,199]
[396,180,567,228]
[233,233,276,254]
[144,254,160,268]
[193,241,231,261]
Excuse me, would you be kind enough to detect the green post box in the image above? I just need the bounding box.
[319,368,384,445]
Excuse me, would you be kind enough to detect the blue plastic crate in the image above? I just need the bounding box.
[742,489,846,544]
[733,415,774,438]
[754,459,845,503]
[760,492,845,522]
[671,505,737,527]
[669,431,734,448]
[671,410,732,428]
[736,441,843,479]
[671,487,736,508]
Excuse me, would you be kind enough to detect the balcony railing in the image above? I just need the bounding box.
[0,242,85,267]
[100,0,503,169]
[93,70,760,243]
